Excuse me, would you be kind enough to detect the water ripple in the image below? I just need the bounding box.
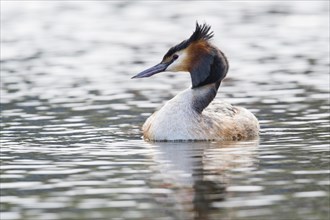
[1,1,329,220]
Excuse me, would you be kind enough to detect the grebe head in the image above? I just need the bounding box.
[132,22,229,89]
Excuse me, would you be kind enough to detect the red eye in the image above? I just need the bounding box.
[173,54,179,60]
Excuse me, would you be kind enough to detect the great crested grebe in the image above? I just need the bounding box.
[132,22,259,141]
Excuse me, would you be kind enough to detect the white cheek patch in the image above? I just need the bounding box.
[166,50,187,72]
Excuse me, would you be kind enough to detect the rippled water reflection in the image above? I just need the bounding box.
[1,1,329,220]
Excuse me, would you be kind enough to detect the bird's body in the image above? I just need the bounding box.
[132,23,259,141]
[142,85,259,141]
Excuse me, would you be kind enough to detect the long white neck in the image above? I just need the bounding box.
[164,83,219,114]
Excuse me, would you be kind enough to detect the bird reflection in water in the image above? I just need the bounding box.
[149,140,259,220]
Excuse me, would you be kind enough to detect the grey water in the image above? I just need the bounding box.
[1,1,329,220]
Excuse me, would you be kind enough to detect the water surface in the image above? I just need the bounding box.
[1,1,329,220]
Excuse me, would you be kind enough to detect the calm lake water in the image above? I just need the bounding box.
[1,1,329,220]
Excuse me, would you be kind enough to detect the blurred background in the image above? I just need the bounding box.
[1,1,329,220]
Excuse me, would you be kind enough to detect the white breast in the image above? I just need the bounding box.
[142,88,203,140]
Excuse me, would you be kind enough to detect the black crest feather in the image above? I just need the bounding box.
[163,22,213,59]
[190,22,214,42]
